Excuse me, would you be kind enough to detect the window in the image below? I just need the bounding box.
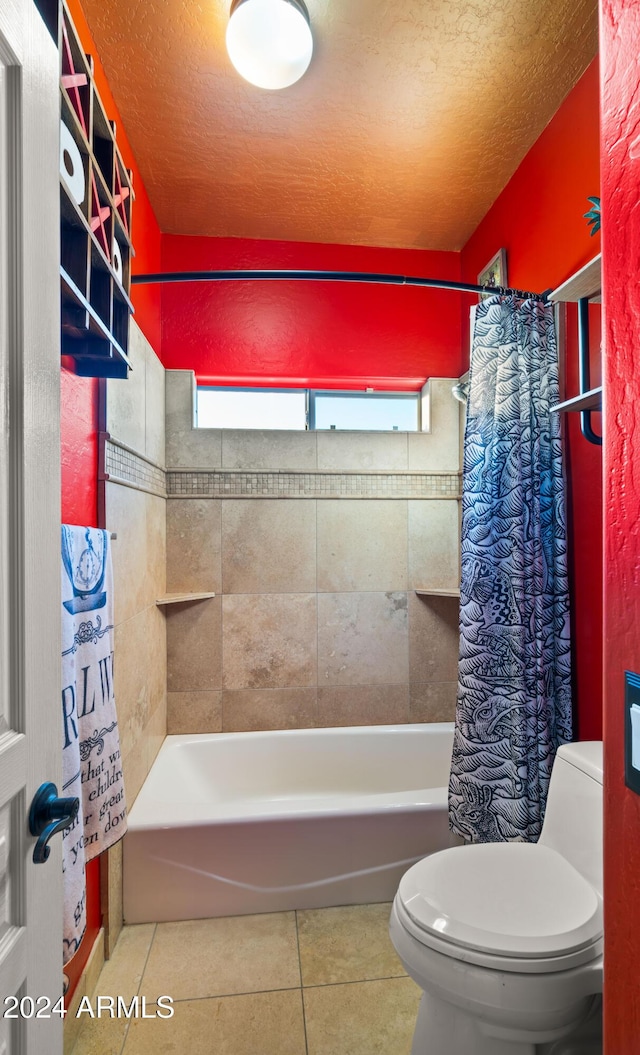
[196,387,420,431]
[309,391,418,431]
[197,387,307,430]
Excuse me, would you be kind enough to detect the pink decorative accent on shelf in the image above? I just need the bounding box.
[61,72,88,89]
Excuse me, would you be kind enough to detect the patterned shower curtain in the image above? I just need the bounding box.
[448,294,572,844]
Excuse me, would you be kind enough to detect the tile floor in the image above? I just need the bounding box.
[72,903,421,1055]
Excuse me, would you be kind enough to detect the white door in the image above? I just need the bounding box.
[0,0,62,1052]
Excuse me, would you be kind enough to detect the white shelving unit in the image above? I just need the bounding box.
[548,254,601,304]
[551,388,602,414]
[549,255,602,417]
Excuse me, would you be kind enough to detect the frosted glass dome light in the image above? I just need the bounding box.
[226,0,313,90]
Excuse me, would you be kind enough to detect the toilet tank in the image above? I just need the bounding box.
[538,741,603,895]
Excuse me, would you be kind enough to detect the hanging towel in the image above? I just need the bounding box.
[61,526,127,963]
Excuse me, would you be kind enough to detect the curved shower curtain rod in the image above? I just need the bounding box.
[131,269,551,302]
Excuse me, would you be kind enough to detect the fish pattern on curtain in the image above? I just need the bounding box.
[448,294,572,844]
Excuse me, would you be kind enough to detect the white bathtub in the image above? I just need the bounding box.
[123,723,459,923]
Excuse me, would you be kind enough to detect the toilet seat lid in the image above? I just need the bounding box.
[399,843,602,959]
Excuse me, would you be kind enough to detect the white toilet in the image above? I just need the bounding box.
[389,741,603,1055]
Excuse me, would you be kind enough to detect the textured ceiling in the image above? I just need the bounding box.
[80,0,598,251]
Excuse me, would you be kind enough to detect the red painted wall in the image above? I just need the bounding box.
[62,0,162,1000]
[600,2,640,1048]
[60,366,99,528]
[161,237,463,388]
[460,59,603,742]
[461,59,601,298]
[59,363,101,1001]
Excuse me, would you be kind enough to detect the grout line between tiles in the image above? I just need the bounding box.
[116,1015,130,1055]
[113,1011,132,1052]
[116,923,157,1055]
[114,600,162,631]
[160,971,409,1006]
[294,911,310,1055]
[159,985,303,1004]
[301,974,410,991]
[135,923,158,996]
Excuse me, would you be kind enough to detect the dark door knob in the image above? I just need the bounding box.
[29,782,79,864]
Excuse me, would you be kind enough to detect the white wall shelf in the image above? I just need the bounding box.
[551,387,602,414]
[548,255,602,444]
[548,254,601,303]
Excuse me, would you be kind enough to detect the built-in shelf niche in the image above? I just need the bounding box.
[59,1,134,378]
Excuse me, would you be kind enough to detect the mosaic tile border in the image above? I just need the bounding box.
[102,437,167,498]
[101,436,461,500]
[166,470,461,500]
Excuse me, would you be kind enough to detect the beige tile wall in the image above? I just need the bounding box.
[103,322,167,945]
[165,371,461,733]
[78,366,465,977]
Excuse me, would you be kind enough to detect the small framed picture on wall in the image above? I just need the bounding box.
[478,249,507,299]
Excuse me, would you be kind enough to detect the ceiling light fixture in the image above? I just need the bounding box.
[226,0,313,90]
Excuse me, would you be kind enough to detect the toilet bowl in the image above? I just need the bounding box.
[389,741,603,1055]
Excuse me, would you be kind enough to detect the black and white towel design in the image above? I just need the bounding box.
[448,296,572,845]
[61,526,126,964]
